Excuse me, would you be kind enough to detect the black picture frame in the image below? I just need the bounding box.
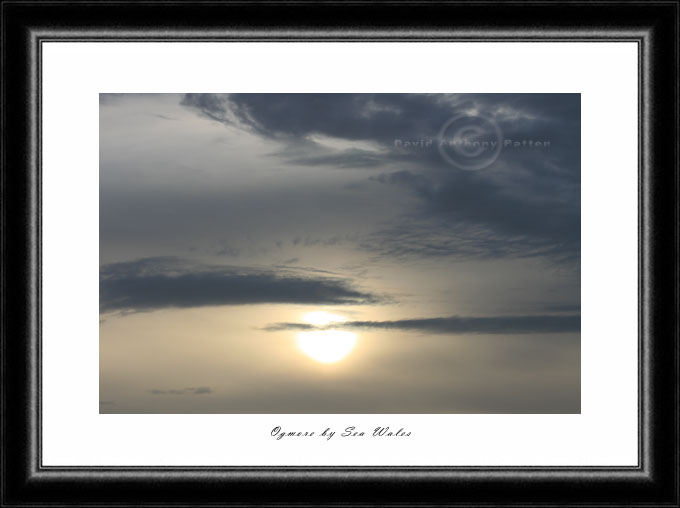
[1,1,678,506]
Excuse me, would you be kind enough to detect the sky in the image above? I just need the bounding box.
[99,93,580,413]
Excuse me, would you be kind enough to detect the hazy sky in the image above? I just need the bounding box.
[100,93,580,413]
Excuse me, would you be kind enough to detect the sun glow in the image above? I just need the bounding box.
[297,330,358,364]
[297,312,356,363]
[302,311,347,327]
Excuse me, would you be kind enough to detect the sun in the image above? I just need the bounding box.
[297,330,358,364]
[296,312,357,364]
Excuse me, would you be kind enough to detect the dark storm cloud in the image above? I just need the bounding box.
[363,169,580,264]
[180,93,578,167]
[181,93,580,263]
[265,314,580,335]
[181,93,434,142]
[100,257,377,313]
[181,93,577,147]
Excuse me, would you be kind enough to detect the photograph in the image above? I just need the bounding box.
[99,93,581,414]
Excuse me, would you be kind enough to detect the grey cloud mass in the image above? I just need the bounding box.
[100,257,377,313]
[181,93,580,264]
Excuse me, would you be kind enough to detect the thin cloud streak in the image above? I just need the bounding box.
[149,387,212,395]
[265,314,580,335]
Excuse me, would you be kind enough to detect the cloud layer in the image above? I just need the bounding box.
[100,257,377,313]
[181,93,580,264]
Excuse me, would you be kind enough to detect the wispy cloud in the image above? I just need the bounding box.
[149,386,213,395]
[265,314,580,335]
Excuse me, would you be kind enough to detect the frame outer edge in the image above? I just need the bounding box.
[1,1,678,506]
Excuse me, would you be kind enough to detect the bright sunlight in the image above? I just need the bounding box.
[297,312,357,363]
